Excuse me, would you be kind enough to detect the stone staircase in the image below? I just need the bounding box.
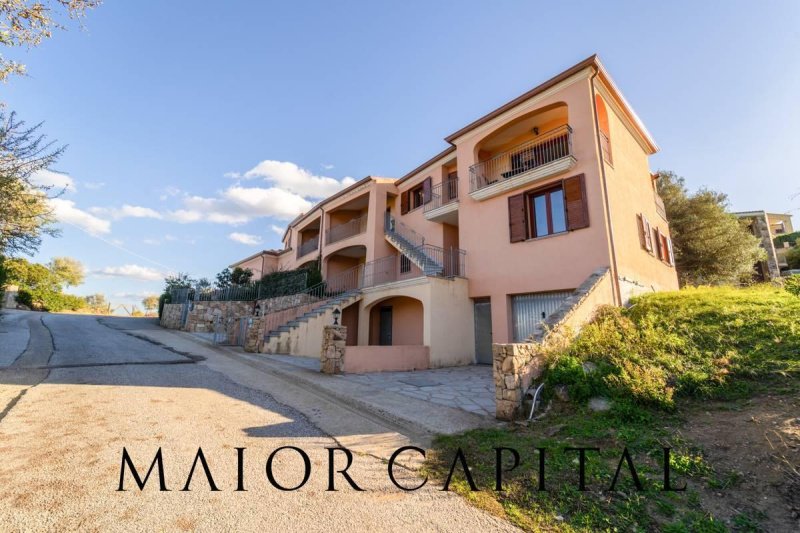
[263,290,362,353]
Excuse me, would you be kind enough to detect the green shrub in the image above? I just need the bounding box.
[259,269,309,298]
[157,292,171,318]
[17,288,85,311]
[785,275,800,297]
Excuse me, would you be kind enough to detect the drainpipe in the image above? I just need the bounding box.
[590,68,622,306]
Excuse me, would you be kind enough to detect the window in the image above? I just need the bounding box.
[400,255,411,273]
[638,213,653,253]
[411,185,424,209]
[508,174,588,243]
[595,94,612,164]
[529,186,567,238]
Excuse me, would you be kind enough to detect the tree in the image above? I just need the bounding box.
[83,293,107,313]
[48,256,84,287]
[142,294,159,315]
[230,267,253,285]
[786,246,800,270]
[163,272,195,292]
[1,0,100,82]
[215,267,232,289]
[0,112,63,256]
[4,256,85,311]
[656,171,765,285]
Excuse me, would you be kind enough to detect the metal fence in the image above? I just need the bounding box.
[325,214,368,244]
[424,176,459,214]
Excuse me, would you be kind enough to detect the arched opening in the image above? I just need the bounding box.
[367,296,423,346]
[323,245,366,291]
[471,103,571,189]
[595,94,612,163]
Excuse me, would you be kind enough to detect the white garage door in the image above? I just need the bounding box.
[511,291,572,342]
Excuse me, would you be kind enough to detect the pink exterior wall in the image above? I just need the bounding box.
[368,296,424,345]
[344,345,430,373]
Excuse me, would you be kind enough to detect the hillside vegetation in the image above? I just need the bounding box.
[427,284,800,532]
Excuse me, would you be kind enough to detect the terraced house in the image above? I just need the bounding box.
[230,55,679,370]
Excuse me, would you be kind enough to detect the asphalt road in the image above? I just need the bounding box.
[0,310,516,532]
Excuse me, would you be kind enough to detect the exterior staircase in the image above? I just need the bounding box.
[263,290,362,353]
[384,214,444,276]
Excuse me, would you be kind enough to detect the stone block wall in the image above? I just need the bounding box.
[184,301,254,333]
[493,267,612,421]
[320,325,347,374]
[493,343,545,420]
[160,303,185,329]
[244,317,265,353]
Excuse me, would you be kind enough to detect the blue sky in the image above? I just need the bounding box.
[3,0,799,309]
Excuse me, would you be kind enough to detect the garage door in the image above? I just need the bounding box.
[511,291,572,342]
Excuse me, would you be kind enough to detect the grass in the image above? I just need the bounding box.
[425,284,800,532]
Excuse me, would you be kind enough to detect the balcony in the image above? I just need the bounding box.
[325,214,368,245]
[468,125,576,201]
[424,176,459,224]
[655,192,667,221]
[296,237,319,259]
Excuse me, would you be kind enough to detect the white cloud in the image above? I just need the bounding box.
[49,198,111,235]
[167,185,312,225]
[240,160,356,199]
[159,186,182,201]
[30,169,77,193]
[229,232,263,245]
[83,181,105,190]
[270,224,285,236]
[90,204,163,220]
[223,171,241,179]
[93,264,164,281]
[321,163,334,170]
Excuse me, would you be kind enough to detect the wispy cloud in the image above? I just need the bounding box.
[49,198,111,235]
[90,204,163,220]
[228,232,263,245]
[159,186,182,201]
[321,163,334,170]
[167,185,312,225]
[270,224,285,236]
[83,181,105,190]
[30,169,77,193]
[93,264,164,281]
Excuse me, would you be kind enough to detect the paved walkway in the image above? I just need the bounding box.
[264,353,495,417]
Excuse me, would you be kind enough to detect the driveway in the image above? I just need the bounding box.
[0,311,516,532]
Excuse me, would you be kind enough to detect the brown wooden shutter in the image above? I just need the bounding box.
[643,215,653,252]
[508,193,528,243]
[563,174,589,230]
[637,214,646,249]
[423,177,432,204]
[400,191,409,215]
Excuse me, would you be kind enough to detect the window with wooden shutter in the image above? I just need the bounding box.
[643,215,653,252]
[563,174,589,230]
[400,191,409,215]
[653,227,663,260]
[422,177,432,204]
[508,193,528,243]
[666,237,675,266]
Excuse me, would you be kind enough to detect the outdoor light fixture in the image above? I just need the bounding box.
[532,127,539,135]
[332,308,341,325]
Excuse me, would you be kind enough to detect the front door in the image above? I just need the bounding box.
[473,298,492,364]
[379,306,393,346]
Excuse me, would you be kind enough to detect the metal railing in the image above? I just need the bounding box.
[296,236,319,259]
[325,214,368,245]
[384,213,425,247]
[424,176,459,214]
[655,192,667,220]
[469,125,573,192]
[418,244,466,278]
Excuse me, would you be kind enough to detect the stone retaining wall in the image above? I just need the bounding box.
[160,303,185,329]
[244,317,265,353]
[494,267,613,421]
[184,301,254,333]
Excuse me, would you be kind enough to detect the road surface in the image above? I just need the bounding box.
[0,310,515,532]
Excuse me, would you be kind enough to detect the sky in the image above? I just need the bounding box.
[3,0,799,310]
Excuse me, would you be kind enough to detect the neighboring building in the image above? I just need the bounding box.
[230,55,679,367]
[735,211,795,278]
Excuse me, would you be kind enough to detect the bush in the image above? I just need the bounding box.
[17,288,85,312]
[158,292,171,318]
[544,285,800,409]
[784,275,800,297]
[259,269,309,299]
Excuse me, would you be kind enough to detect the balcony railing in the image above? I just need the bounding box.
[424,176,459,214]
[325,214,368,245]
[469,125,573,193]
[385,212,426,248]
[296,236,319,259]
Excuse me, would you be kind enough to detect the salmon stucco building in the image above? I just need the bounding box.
[230,55,679,370]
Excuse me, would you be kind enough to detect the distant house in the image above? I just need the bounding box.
[734,211,795,279]
[230,55,679,367]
